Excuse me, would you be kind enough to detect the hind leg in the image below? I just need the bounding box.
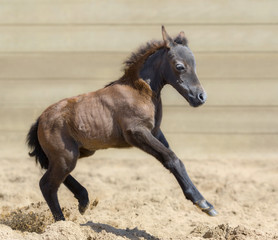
[40,158,78,221]
[63,148,95,214]
[39,140,79,221]
[64,175,89,214]
[40,168,67,221]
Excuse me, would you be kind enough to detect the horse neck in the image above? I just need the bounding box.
[139,48,168,99]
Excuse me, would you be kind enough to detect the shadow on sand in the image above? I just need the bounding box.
[81,221,160,240]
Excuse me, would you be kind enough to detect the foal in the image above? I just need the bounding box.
[27,26,217,221]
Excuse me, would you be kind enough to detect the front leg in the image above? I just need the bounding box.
[124,127,217,216]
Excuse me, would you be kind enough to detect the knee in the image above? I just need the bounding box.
[39,171,60,193]
[163,157,181,172]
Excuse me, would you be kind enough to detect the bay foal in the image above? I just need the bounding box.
[27,26,217,221]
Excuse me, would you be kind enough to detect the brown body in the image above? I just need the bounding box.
[39,80,155,153]
[27,26,217,221]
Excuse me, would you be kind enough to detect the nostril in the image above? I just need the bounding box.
[198,92,206,103]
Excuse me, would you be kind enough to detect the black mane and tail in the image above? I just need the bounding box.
[26,119,49,169]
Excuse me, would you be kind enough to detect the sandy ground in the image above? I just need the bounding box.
[0,147,277,240]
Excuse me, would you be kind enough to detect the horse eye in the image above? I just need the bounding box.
[176,64,186,71]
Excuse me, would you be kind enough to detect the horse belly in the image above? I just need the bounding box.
[73,106,129,150]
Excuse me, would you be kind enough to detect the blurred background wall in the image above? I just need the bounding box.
[0,0,277,160]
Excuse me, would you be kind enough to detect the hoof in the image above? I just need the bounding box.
[206,207,218,216]
[79,202,89,215]
[195,199,218,217]
[54,214,66,221]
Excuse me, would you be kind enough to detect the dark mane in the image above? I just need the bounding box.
[123,40,165,78]
[105,34,188,88]
[105,40,165,87]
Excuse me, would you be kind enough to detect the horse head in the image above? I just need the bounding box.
[162,26,207,107]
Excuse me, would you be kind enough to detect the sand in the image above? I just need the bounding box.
[0,148,277,240]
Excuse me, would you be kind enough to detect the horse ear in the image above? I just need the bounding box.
[174,31,188,46]
[179,31,185,39]
[162,25,174,47]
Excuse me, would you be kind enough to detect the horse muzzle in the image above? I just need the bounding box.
[188,91,207,107]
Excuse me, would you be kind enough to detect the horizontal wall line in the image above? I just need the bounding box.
[1,51,278,55]
[0,23,277,27]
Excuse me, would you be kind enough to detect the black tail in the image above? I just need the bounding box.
[26,119,49,169]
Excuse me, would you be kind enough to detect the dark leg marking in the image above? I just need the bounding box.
[124,127,217,216]
[64,174,89,214]
[40,170,65,221]
[155,129,170,148]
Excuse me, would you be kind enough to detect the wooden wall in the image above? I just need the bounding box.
[0,0,277,159]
